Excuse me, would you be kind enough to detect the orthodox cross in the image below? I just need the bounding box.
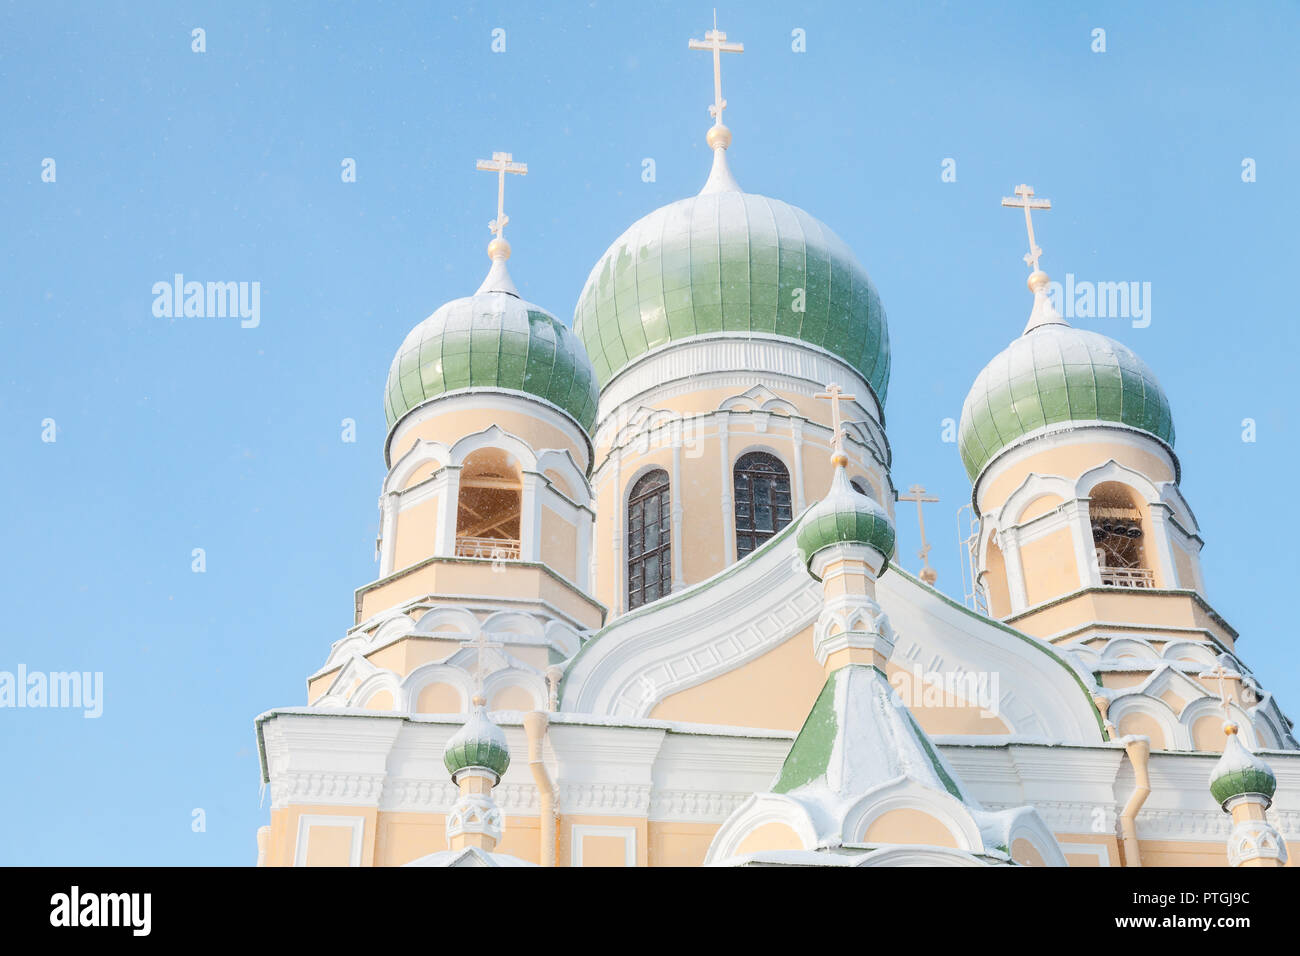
[461,629,505,699]
[688,13,743,126]
[1211,661,1236,727]
[815,383,857,458]
[1001,184,1051,272]
[475,151,528,242]
[899,484,940,584]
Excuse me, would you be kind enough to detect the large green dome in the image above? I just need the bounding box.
[573,190,890,403]
[958,318,1174,483]
[385,264,599,435]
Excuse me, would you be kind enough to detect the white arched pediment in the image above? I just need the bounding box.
[719,384,798,416]
[841,778,982,853]
[400,662,472,712]
[1106,691,1184,749]
[1076,459,1162,505]
[535,447,592,498]
[449,424,538,472]
[413,606,481,636]
[385,438,452,493]
[703,794,819,864]
[998,472,1076,528]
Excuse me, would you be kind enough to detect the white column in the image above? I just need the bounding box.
[670,441,685,589]
[577,506,593,594]
[434,468,460,556]
[1066,499,1100,588]
[719,412,735,562]
[1068,498,1102,588]
[1147,506,1180,589]
[521,473,543,562]
[1000,528,1030,613]
[790,419,806,512]
[612,448,625,614]
[378,492,399,577]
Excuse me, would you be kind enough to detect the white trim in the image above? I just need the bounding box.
[595,334,884,431]
[294,814,365,867]
[571,824,637,867]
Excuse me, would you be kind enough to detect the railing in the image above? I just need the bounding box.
[1100,566,1155,589]
[455,536,521,560]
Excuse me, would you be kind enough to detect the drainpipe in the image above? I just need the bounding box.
[1119,735,1151,867]
[523,711,557,867]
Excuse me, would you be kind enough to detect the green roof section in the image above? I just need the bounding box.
[796,463,896,575]
[573,191,890,403]
[385,288,599,435]
[1209,732,1277,808]
[443,702,512,781]
[773,671,840,794]
[957,323,1174,482]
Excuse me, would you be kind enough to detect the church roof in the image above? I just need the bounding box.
[957,290,1174,483]
[1210,728,1278,808]
[384,260,599,435]
[796,461,896,576]
[572,173,890,402]
[773,664,965,800]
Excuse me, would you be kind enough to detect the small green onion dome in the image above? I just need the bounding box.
[1210,728,1277,809]
[385,256,599,436]
[443,696,511,783]
[796,460,896,575]
[572,186,890,404]
[957,286,1174,483]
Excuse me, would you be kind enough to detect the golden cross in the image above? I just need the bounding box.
[814,383,856,458]
[475,151,528,242]
[688,12,743,126]
[1001,184,1051,272]
[899,484,940,583]
[461,629,505,697]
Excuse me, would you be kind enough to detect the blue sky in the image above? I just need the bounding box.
[1,1,1296,864]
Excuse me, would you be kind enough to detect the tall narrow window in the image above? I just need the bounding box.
[627,470,671,610]
[734,452,792,558]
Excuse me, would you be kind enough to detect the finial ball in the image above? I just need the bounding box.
[831,452,849,469]
[1224,721,1239,736]
[487,237,512,261]
[472,694,487,708]
[1027,270,1050,294]
[706,125,732,150]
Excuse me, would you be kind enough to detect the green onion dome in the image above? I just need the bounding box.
[443,696,511,784]
[385,255,599,435]
[796,460,896,575]
[958,282,1174,484]
[1210,727,1277,809]
[572,154,890,405]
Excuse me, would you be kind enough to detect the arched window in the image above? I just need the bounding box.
[1089,482,1153,588]
[850,477,871,497]
[455,448,522,560]
[627,470,671,610]
[734,452,792,558]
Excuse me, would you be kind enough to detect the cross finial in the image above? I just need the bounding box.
[814,383,857,461]
[475,151,528,256]
[898,484,940,585]
[1001,184,1051,275]
[461,629,506,699]
[1211,661,1238,733]
[688,14,743,137]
